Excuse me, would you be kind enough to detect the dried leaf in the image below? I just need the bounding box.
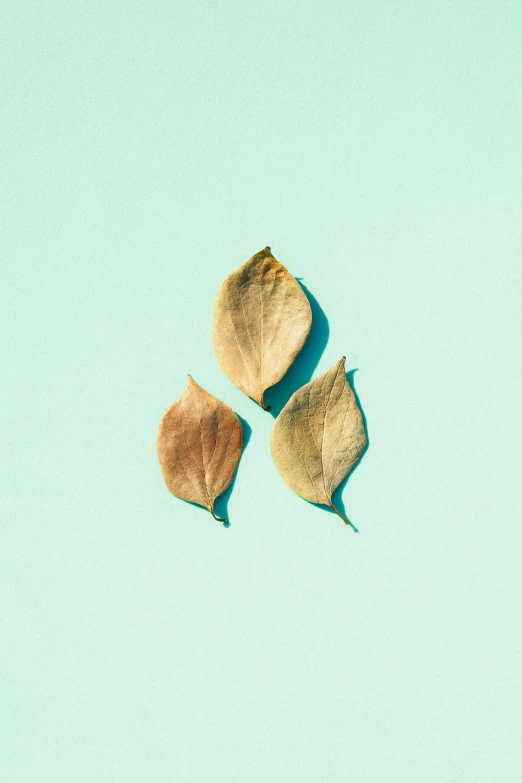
[157,376,243,523]
[212,246,312,410]
[270,357,367,526]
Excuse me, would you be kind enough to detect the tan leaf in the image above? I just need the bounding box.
[270,357,367,526]
[212,246,312,410]
[157,376,243,523]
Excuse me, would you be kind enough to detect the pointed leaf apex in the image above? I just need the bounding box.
[256,245,272,258]
[186,375,201,394]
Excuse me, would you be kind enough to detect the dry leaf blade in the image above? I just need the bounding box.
[212,247,312,409]
[270,357,367,526]
[157,376,243,522]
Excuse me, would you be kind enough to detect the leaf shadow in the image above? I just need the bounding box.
[322,368,370,532]
[264,282,330,418]
[212,414,252,526]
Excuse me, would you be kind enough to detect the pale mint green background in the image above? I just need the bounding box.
[1,2,521,781]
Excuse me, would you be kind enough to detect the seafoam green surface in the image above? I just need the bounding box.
[1,2,521,781]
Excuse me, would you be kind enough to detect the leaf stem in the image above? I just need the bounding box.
[328,500,354,529]
[260,393,271,411]
[209,504,228,524]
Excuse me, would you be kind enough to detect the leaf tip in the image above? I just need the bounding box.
[186,374,200,393]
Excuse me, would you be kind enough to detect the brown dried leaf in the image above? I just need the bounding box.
[270,357,367,526]
[157,376,243,523]
[212,246,312,409]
